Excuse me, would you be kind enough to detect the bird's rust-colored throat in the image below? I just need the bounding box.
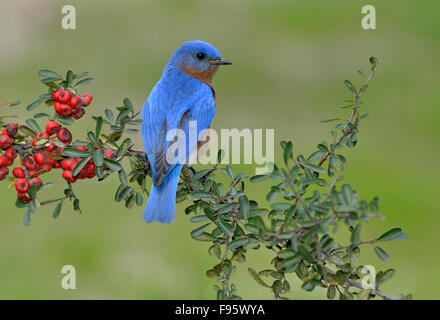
[181,66,218,100]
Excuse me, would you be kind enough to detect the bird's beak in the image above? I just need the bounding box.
[209,58,232,65]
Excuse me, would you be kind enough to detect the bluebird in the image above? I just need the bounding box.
[141,40,231,224]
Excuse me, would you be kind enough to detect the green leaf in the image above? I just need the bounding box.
[41,77,61,84]
[191,192,216,200]
[135,192,143,206]
[15,199,28,208]
[300,161,325,173]
[301,278,322,292]
[125,128,139,134]
[192,232,217,242]
[105,109,114,123]
[344,80,356,92]
[190,223,212,237]
[73,198,80,211]
[23,207,31,226]
[28,185,38,200]
[38,69,62,79]
[63,147,91,158]
[73,71,89,79]
[376,228,408,242]
[270,203,291,211]
[56,117,73,127]
[26,99,44,111]
[283,141,293,165]
[87,131,97,145]
[373,246,390,262]
[73,77,94,88]
[320,118,342,123]
[66,70,74,87]
[190,215,209,223]
[123,98,134,114]
[248,268,269,288]
[116,186,133,202]
[95,116,103,138]
[26,119,41,133]
[239,195,250,220]
[351,223,361,245]
[218,220,234,237]
[103,158,122,171]
[116,109,130,125]
[228,238,249,250]
[327,285,337,299]
[94,148,104,166]
[33,113,50,119]
[250,175,270,183]
[376,269,395,286]
[72,156,92,176]
[53,200,63,219]
[118,169,128,186]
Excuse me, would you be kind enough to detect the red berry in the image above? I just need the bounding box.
[57,128,72,144]
[75,146,87,151]
[30,177,43,187]
[51,89,62,101]
[47,156,56,166]
[62,158,76,171]
[15,178,30,193]
[46,140,56,152]
[54,101,63,114]
[104,148,116,159]
[58,104,72,117]
[23,156,36,170]
[80,93,93,107]
[0,155,7,166]
[34,152,47,165]
[62,170,73,181]
[41,164,52,172]
[5,123,19,137]
[58,90,71,103]
[12,167,25,178]
[46,121,60,135]
[0,135,12,149]
[5,148,17,161]
[28,170,38,176]
[72,107,85,120]
[0,166,9,177]
[17,193,32,203]
[53,162,62,169]
[70,96,81,108]
[33,131,50,147]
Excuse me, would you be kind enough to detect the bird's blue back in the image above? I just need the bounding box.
[141,40,228,224]
[142,67,215,185]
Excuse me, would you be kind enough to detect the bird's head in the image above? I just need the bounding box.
[169,40,231,85]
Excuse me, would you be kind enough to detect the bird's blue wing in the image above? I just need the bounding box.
[141,74,215,187]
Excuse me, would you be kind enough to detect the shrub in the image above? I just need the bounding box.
[0,57,410,300]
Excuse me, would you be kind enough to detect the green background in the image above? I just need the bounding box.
[0,0,438,299]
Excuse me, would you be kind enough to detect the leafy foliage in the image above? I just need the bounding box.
[0,57,410,300]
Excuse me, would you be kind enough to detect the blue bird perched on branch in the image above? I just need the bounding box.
[141,40,231,224]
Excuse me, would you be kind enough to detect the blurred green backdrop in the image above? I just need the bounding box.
[0,0,438,299]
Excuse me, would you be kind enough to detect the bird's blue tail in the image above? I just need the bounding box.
[143,164,182,224]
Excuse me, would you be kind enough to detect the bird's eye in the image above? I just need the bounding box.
[196,52,205,60]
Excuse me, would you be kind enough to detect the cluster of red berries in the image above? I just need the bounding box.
[0,87,122,204]
[3,118,116,203]
[0,123,20,180]
[60,147,116,183]
[51,89,92,119]
[7,120,71,202]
